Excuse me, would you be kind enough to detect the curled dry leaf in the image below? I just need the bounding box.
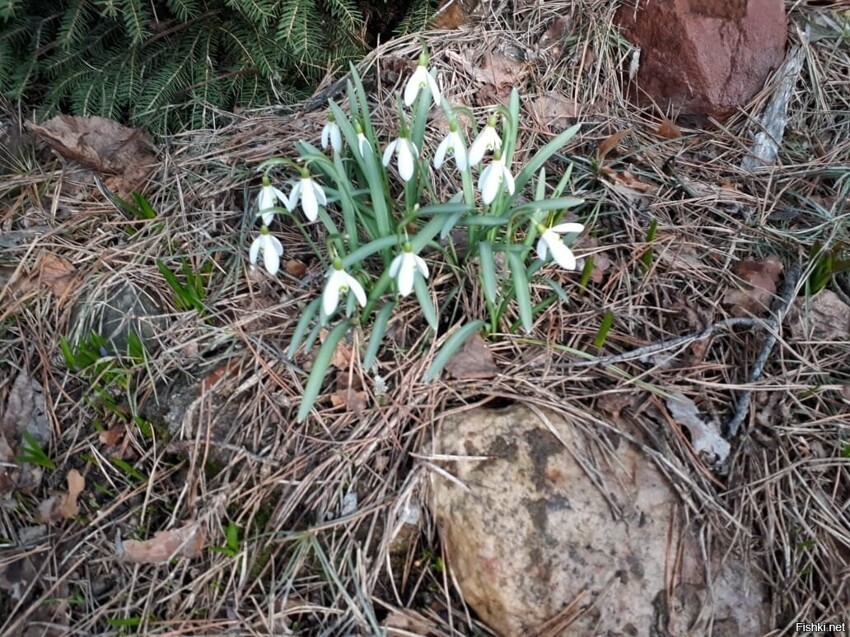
[1,372,51,495]
[787,289,850,340]
[666,393,730,466]
[117,521,205,564]
[445,332,499,379]
[471,50,530,91]
[330,389,369,414]
[37,469,84,524]
[284,259,308,278]
[596,129,632,162]
[722,256,784,317]
[536,16,573,59]
[656,118,682,139]
[28,115,156,196]
[528,93,579,132]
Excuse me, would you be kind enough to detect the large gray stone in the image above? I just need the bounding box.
[429,404,767,636]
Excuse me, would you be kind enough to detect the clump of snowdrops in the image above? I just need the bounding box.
[248,50,587,421]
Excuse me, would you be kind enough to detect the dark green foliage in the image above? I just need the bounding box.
[0,0,439,133]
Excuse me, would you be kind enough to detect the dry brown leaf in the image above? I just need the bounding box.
[330,389,368,414]
[787,289,850,340]
[1,372,51,495]
[722,256,784,317]
[536,16,573,59]
[118,521,205,563]
[384,609,439,635]
[528,93,579,132]
[330,338,355,370]
[597,129,631,161]
[37,469,84,523]
[98,424,127,448]
[445,332,499,379]
[28,115,156,196]
[201,359,241,391]
[284,259,308,278]
[656,118,682,139]
[471,50,530,89]
[38,253,78,299]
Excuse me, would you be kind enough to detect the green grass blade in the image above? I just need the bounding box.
[508,252,533,333]
[363,301,395,370]
[297,320,352,422]
[478,241,499,305]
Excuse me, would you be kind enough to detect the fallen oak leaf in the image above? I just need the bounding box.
[445,332,499,379]
[117,521,205,564]
[722,256,784,316]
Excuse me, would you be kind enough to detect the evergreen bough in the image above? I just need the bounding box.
[0,0,435,134]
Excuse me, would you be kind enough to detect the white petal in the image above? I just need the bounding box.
[261,210,274,226]
[288,181,302,212]
[312,181,327,206]
[426,72,442,105]
[331,125,342,152]
[413,253,429,279]
[398,141,416,181]
[258,187,273,211]
[382,140,397,167]
[321,124,331,149]
[468,136,486,167]
[547,236,578,270]
[397,255,415,297]
[551,222,585,235]
[323,270,343,316]
[404,66,426,106]
[249,236,261,265]
[477,163,491,192]
[358,134,371,157]
[389,253,404,278]
[262,236,281,275]
[268,234,284,256]
[536,236,549,261]
[301,179,318,221]
[502,165,515,194]
[453,135,468,170]
[479,164,501,205]
[434,136,450,169]
[344,272,367,306]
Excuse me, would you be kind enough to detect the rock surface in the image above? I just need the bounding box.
[615,0,787,121]
[428,404,768,636]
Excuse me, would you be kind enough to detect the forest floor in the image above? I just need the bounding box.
[1,1,849,635]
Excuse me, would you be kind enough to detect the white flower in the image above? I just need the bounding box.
[323,262,367,316]
[321,117,342,153]
[536,222,585,270]
[257,177,289,226]
[389,246,429,297]
[403,51,441,107]
[477,153,515,205]
[249,227,284,275]
[288,170,327,222]
[434,124,467,171]
[468,117,502,167]
[382,135,419,182]
[356,132,371,157]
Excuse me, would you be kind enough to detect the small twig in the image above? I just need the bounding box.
[570,317,762,368]
[725,263,801,438]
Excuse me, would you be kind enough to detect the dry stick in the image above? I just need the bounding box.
[726,263,801,438]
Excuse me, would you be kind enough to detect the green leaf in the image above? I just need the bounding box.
[513,123,581,195]
[287,298,321,359]
[424,321,486,383]
[508,252,533,333]
[363,302,395,370]
[414,274,438,330]
[478,241,499,305]
[593,311,615,349]
[297,320,352,422]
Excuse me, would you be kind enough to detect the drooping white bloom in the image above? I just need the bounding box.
[356,132,371,157]
[249,226,284,275]
[403,50,441,107]
[468,116,502,167]
[288,170,327,222]
[323,261,367,316]
[321,116,342,153]
[536,222,585,271]
[382,135,419,182]
[434,122,468,171]
[257,176,289,226]
[389,245,429,297]
[477,153,515,205]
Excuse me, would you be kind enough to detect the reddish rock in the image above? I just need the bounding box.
[615,0,787,121]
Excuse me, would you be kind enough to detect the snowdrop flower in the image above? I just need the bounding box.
[323,259,367,316]
[403,50,441,107]
[353,120,371,157]
[389,243,429,297]
[249,225,284,275]
[477,151,515,205]
[468,115,502,167]
[536,222,585,271]
[382,134,419,182]
[321,115,342,153]
[434,120,467,171]
[288,168,327,222]
[257,175,289,226]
